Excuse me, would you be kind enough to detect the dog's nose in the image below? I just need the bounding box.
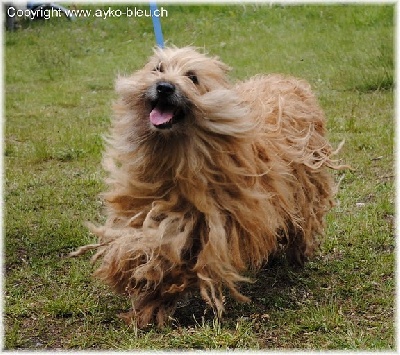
[156,82,175,96]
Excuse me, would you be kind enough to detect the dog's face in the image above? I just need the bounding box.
[144,47,232,131]
[116,48,228,132]
[114,47,236,137]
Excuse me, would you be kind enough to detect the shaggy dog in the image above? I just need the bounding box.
[72,46,346,328]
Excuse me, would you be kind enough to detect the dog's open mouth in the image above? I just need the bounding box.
[149,101,184,129]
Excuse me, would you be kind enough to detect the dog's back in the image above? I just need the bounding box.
[235,73,340,264]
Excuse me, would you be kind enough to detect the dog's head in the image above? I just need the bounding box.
[114,47,252,139]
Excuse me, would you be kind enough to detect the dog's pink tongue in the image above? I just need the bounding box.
[150,107,174,125]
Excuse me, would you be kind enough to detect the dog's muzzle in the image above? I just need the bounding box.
[149,81,185,129]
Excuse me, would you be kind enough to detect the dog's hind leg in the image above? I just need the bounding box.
[285,232,307,267]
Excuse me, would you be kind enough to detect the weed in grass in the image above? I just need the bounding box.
[353,42,394,93]
[35,47,71,81]
[32,140,52,162]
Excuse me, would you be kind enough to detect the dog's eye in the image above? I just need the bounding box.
[186,71,198,85]
[154,62,164,72]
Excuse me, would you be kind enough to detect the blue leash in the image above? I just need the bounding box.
[150,2,164,48]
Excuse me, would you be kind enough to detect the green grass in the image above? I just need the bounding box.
[4,4,394,350]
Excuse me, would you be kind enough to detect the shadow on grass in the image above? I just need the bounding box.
[172,255,312,328]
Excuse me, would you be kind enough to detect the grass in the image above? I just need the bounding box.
[4,3,395,350]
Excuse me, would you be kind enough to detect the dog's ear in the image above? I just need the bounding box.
[212,56,232,74]
[115,75,137,99]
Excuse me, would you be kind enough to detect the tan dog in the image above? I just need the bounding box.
[72,47,345,328]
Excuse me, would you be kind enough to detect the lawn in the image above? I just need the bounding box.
[4,3,395,350]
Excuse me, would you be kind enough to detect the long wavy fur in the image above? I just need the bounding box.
[71,47,347,328]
